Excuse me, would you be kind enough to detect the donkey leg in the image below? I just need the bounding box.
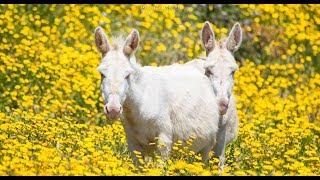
[127,137,144,166]
[201,144,214,165]
[157,133,172,160]
[214,118,227,174]
[124,125,144,166]
[218,154,226,175]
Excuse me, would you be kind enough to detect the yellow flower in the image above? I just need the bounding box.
[0,4,319,176]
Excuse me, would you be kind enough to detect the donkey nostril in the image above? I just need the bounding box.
[219,101,228,108]
[218,100,229,111]
[107,106,121,114]
[218,100,228,115]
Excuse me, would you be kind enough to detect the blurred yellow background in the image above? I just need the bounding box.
[0,4,319,175]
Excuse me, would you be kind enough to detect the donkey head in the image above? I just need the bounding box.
[201,21,242,115]
[95,27,139,119]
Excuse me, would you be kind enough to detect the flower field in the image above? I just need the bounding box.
[0,4,319,175]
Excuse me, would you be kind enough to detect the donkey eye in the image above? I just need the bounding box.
[125,73,130,79]
[205,69,213,76]
[231,70,235,76]
[100,73,105,79]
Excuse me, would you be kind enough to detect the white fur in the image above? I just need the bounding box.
[95,28,220,164]
[185,22,242,173]
[187,58,239,144]
[123,63,220,162]
[187,58,239,173]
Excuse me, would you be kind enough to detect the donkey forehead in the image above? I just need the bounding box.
[103,50,127,62]
[207,48,238,70]
[97,53,131,74]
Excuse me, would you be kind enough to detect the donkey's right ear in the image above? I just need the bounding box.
[123,29,140,56]
[226,22,242,52]
[95,27,110,55]
[201,21,215,55]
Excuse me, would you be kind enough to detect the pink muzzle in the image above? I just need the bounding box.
[104,94,122,119]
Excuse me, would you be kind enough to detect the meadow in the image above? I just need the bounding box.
[0,4,319,175]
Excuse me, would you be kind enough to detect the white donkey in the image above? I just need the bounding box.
[187,21,242,172]
[94,27,220,165]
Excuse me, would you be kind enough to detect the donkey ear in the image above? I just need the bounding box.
[226,22,242,52]
[124,29,140,56]
[95,27,110,55]
[201,21,215,55]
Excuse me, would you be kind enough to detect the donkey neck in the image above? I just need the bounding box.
[123,66,145,110]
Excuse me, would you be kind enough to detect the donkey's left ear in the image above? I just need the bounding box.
[124,29,140,56]
[226,22,242,52]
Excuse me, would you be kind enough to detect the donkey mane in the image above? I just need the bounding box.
[215,37,228,49]
[109,35,126,51]
[196,37,228,61]
[99,34,141,70]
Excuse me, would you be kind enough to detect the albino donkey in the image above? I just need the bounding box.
[187,21,242,171]
[94,27,220,164]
